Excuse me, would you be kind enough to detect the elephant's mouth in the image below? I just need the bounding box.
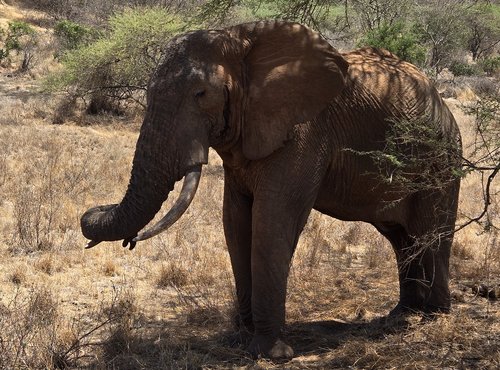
[85,164,202,249]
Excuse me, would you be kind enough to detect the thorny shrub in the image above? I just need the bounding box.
[0,286,58,369]
[0,285,143,369]
[460,93,499,231]
[11,137,88,252]
[348,115,463,201]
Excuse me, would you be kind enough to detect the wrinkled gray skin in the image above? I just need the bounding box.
[81,21,461,360]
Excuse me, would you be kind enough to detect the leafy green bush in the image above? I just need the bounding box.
[4,21,36,51]
[479,56,500,76]
[348,116,463,196]
[0,21,38,71]
[449,61,480,77]
[47,7,186,112]
[54,20,99,52]
[358,21,426,66]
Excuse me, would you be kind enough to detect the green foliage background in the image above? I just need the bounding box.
[47,7,186,108]
[40,0,499,109]
[0,21,37,65]
[357,22,426,66]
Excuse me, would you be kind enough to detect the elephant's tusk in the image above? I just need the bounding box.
[132,164,202,242]
[85,240,102,249]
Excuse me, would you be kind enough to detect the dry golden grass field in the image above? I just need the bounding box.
[0,3,499,369]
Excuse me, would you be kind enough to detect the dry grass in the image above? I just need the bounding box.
[0,7,498,367]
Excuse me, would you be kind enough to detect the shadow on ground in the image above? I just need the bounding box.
[84,314,410,369]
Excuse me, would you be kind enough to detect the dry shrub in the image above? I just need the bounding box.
[476,230,500,282]
[156,262,190,288]
[300,213,330,272]
[0,101,25,125]
[173,272,234,332]
[0,286,59,369]
[101,288,144,362]
[35,253,55,274]
[0,150,8,187]
[443,76,499,102]
[11,136,75,253]
[452,240,475,261]
[52,94,77,124]
[363,235,392,269]
[102,258,119,277]
[465,76,499,97]
[148,195,234,322]
[50,324,81,369]
[103,289,138,324]
[452,228,499,283]
[0,86,57,126]
[13,184,55,252]
[9,264,27,285]
[51,289,144,369]
[0,286,147,368]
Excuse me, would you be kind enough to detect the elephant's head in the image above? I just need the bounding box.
[81,21,349,248]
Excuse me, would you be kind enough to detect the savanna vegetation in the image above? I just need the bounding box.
[0,0,498,368]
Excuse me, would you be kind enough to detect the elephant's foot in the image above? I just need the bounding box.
[388,302,418,317]
[388,301,450,320]
[247,335,294,360]
[422,301,450,315]
[424,284,451,314]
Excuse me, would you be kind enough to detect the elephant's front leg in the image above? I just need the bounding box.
[223,176,254,335]
[247,192,315,359]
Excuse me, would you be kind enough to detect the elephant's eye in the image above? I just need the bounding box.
[194,90,206,98]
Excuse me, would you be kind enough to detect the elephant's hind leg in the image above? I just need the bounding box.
[392,228,453,314]
[373,222,427,314]
[401,185,459,314]
[375,188,457,315]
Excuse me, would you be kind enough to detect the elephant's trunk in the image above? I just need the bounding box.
[80,121,183,243]
[81,155,173,243]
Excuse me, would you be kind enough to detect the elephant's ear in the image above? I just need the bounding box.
[230,21,349,160]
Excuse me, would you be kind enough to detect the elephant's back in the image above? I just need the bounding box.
[340,47,461,147]
[341,48,436,119]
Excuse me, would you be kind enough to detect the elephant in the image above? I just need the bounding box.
[81,21,462,360]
